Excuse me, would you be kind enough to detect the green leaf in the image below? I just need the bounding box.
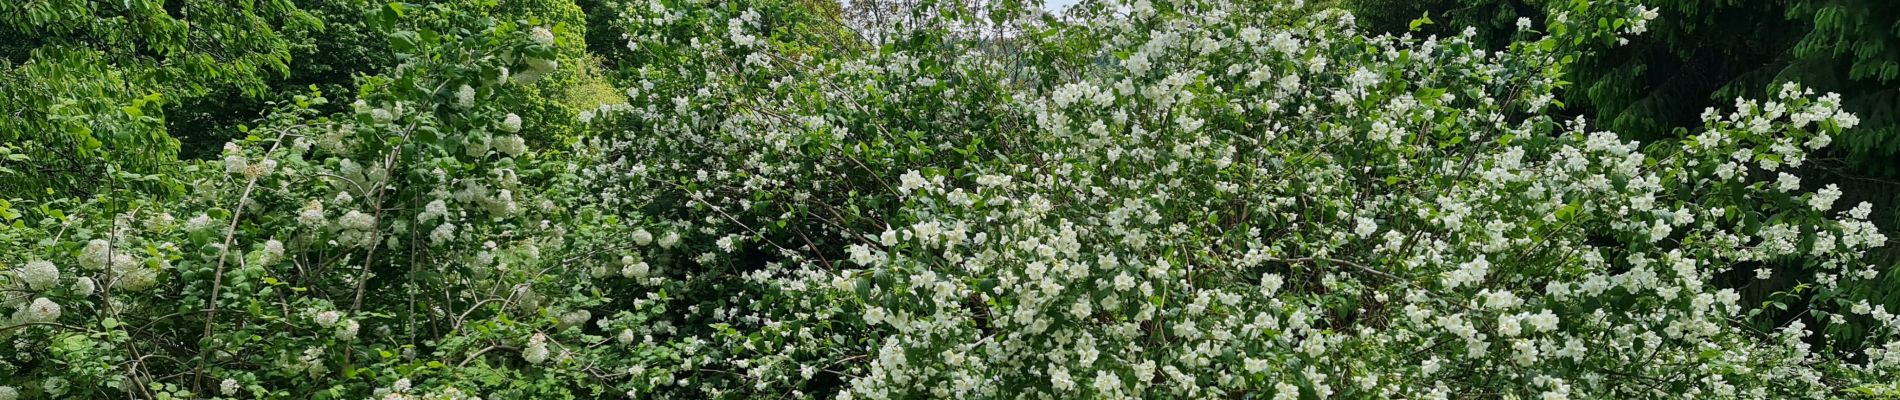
[1408,12,1434,31]
[1555,202,1581,221]
[390,31,422,54]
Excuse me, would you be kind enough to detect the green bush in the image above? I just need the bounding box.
[1,0,1897,399]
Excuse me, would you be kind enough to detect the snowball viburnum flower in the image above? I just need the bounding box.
[455,85,476,109]
[73,277,96,296]
[632,228,654,246]
[336,319,361,341]
[16,260,58,289]
[494,135,528,157]
[501,113,523,133]
[530,27,555,47]
[657,231,681,249]
[314,310,341,328]
[14,297,61,323]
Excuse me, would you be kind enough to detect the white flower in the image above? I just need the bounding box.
[501,113,523,133]
[560,310,592,327]
[419,199,448,223]
[1124,52,1152,76]
[1240,27,1263,44]
[13,297,61,323]
[73,277,97,296]
[221,378,240,395]
[898,170,928,195]
[621,261,650,279]
[455,85,476,109]
[186,214,215,232]
[530,27,556,46]
[1113,273,1136,292]
[113,266,158,292]
[657,231,681,249]
[1810,184,1842,211]
[16,260,58,289]
[430,223,458,246]
[314,310,342,328]
[1269,32,1300,55]
[1497,314,1523,336]
[1346,68,1381,89]
[1092,370,1122,394]
[1273,382,1301,400]
[632,228,654,246]
[1133,360,1157,383]
[847,244,879,266]
[1848,201,1874,220]
[1482,289,1522,310]
[1245,357,1270,373]
[393,378,412,393]
[879,229,898,247]
[1648,220,1673,243]
[261,239,286,264]
[224,154,249,175]
[299,200,327,227]
[1512,339,1539,365]
[337,319,361,341]
[494,135,527,157]
[1527,309,1560,332]
[1442,256,1491,289]
[1354,217,1378,238]
[1775,172,1801,192]
[1048,367,1075,391]
[340,210,377,231]
[1517,17,1533,30]
[524,333,550,364]
[0,386,17,400]
[1261,273,1284,296]
[79,239,113,270]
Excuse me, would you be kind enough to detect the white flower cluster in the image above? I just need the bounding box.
[11,297,60,324]
[523,332,551,364]
[13,260,58,289]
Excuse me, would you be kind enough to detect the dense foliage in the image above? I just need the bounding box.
[2,0,1898,399]
[1348,0,1900,356]
[0,0,321,197]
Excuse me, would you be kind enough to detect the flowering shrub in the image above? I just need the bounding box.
[1,0,1896,398]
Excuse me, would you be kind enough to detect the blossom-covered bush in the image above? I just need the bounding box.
[0,0,1895,398]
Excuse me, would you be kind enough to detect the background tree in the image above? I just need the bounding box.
[0,0,319,198]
